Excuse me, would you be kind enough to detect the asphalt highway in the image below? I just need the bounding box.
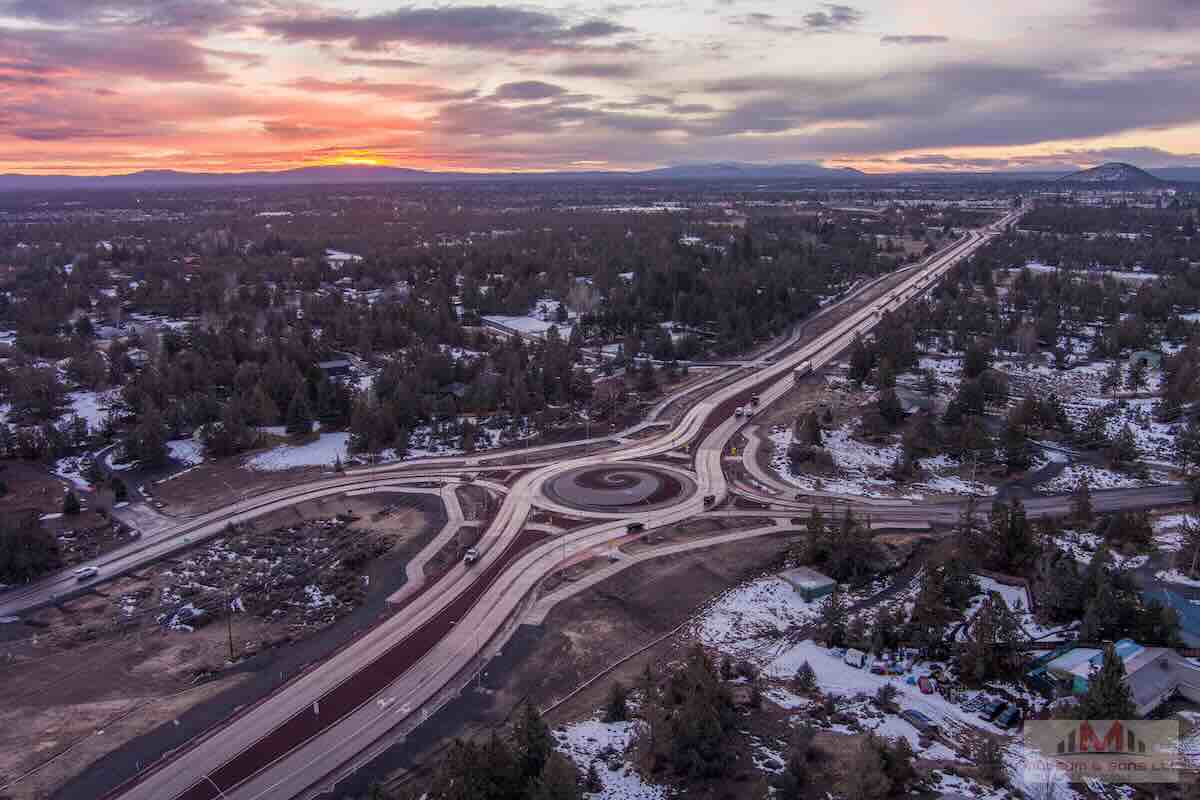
[31,207,1180,800]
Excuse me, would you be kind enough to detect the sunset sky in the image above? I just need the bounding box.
[1,0,1198,175]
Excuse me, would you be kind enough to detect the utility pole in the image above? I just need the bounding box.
[226,589,235,663]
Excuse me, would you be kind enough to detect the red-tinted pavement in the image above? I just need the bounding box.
[162,528,547,800]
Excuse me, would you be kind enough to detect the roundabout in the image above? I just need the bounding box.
[539,462,697,514]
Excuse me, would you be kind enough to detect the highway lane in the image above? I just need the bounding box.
[102,213,1029,800]
[0,222,974,620]
[119,212,1012,800]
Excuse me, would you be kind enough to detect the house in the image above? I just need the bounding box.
[1040,639,1200,717]
[779,567,837,602]
[318,359,353,378]
[1142,588,1200,647]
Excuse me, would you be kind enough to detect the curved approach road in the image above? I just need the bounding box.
[12,209,1183,800]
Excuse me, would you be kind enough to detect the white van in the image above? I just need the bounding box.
[843,648,867,669]
[74,566,99,582]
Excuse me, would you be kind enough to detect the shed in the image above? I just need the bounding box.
[779,567,837,602]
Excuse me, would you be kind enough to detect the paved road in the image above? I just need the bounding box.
[0,211,1095,800]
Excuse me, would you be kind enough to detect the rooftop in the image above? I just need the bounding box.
[779,566,836,589]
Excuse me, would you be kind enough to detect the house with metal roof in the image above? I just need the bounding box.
[1142,588,1200,648]
[1041,639,1200,717]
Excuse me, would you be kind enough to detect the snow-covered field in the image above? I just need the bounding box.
[65,389,118,430]
[553,717,666,800]
[770,425,993,498]
[168,439,204,466]
[245,432,350,471]
[1040,463,1152,493]
[693,576,830,657]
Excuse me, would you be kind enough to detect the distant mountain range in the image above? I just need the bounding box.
[0,160,1194,191]
[0,162,865,191]
[641,162,867,179]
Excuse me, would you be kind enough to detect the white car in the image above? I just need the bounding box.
[463,547,480,565]
[73,566,99,582]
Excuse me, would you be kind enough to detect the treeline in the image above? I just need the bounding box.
[361,704,583,800]
[803,498,1180,686]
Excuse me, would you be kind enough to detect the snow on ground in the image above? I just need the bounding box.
[928,770,1008,799]
[168,438,204,466]
[53,456,92,490]
[1040,463,1150,493]
[1154,513,1194,552]
[912,473,996,497]
[481,313,573,339]
[761,639,1082,796]
[1057,530,1104,563]
[1105,398,1176,463]
[693,576,828,657]
[553,717,666,800]
[1154,569,1200,588]
[769,424,908,499]
[245,432,349,471]
[962,577,1073,642]
[65,389,117,430]
[1056,529,1148,570]
[770,425,993,499]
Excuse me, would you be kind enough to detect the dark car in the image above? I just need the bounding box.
[995,705,1022,729]
[626,522,645,534]
[703,494,716,506]
[900,709,939,735]
[979,699,1006,721]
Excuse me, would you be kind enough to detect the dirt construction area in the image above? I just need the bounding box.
[364,532,797,793]
[0,491,439,800]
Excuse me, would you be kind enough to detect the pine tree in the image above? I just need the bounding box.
[841,735,891,800]
[877,388,904,426]
[584,762,603,792]
[1078,644,1136,720]
[1071,478,1094,527]
[792,661,817,694]
[960,595,1024,684]
[512,702,554,782]
[1102,362,1122,398]
[530,754,582,800]
[975,736,1005,784]
[603,681,629,722]
[817,587,849,647]
[286,388,314,435]
[1126,359,1148,392]
[1108,424,1140,468]
[922,367,938,396]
